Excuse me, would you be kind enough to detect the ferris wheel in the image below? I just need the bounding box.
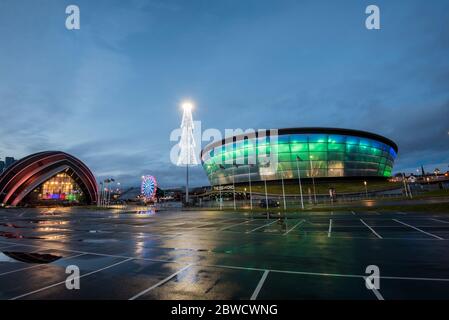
[141,175,157,200]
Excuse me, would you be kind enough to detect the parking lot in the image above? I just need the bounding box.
[1,207,449,300]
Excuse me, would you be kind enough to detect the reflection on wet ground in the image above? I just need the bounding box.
[1,252,61,264]
[0,206,449,299]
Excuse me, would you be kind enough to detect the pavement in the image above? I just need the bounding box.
[1,206,449,300]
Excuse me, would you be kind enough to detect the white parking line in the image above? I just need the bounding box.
[246,219,279,234]
[283,220,305,235]
[10,258,133,300]
[220,220,251,231]
[351,211,356,216]
[328,219,332,238]
[393,219,444,240]
[212,263,449,283]
[0,253,87,277]
[250,270,269,300]
[431,218,449,224]
[129,264,192,300]
[3,236,449,285]
[360,219,383,239]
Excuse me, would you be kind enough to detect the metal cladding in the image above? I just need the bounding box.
[0,151,98,206]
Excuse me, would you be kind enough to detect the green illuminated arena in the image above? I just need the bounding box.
[200,128,398,186]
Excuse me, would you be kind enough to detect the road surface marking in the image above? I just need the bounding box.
[328,219,332,238]
[283,220,305,235]
[431,218,449,224]
[0,253,86,277]
[351,211,356,216]
[364,277,385,300]
[251,270,269,300]
[393,219,444,240]
[360,219,383,239]
[220,220,251,231]
[10,258,133,300]
[247,219,279,234]
[129,264,192,300]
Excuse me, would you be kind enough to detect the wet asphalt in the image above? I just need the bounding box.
[1,206,449,300]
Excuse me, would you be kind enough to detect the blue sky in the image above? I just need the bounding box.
[0,0,448,187]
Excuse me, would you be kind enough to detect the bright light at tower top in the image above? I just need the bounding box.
[181,101,194,112]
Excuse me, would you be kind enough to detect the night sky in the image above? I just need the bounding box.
[0,0,448,187]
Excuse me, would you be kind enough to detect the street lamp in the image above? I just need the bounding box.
[295,156,305,210]
[232,164,238,210]
[309,155,317,204]
[247,164,254,210]
[279,163,287,210]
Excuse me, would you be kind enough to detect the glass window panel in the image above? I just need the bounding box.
[290,134,308,143]
[328,135,346,144]
[328,143,345,152]
[346,136,359,145]
[290,143,308,153]
[309,143,327,152]
[328,152,345,161]
[277,144,290,153]
[359,138,371,147]
[278,135,290,144]
[309,152,327,161]
[277,153,292,162]
[308,134,328,143]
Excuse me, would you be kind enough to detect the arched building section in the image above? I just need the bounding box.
[0,151,98,206]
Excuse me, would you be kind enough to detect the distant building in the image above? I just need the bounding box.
[0,160,5,173]
[201,128,398,186]
[4,157,16,169]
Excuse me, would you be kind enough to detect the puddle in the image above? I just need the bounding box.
[0,251,62,264]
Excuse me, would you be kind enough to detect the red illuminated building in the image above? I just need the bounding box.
[0,151,98,206]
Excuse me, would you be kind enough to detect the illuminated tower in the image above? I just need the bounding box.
[177,101,197,203]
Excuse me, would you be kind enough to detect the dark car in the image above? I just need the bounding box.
[259,199,280,208]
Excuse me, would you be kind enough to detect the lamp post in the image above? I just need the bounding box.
[98,182,103,207]
[248,166,252,210]
[232,165,236,210]
[218,178,223,210]
[218,164,226,209]
[260,161,270,211]
[309,155,317,204]
[295,156,305,210]
[279,164,286,210]
[264,177,268,210]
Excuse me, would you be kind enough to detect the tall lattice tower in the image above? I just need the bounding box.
[177,101,198,166]
[177,101,197,203]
